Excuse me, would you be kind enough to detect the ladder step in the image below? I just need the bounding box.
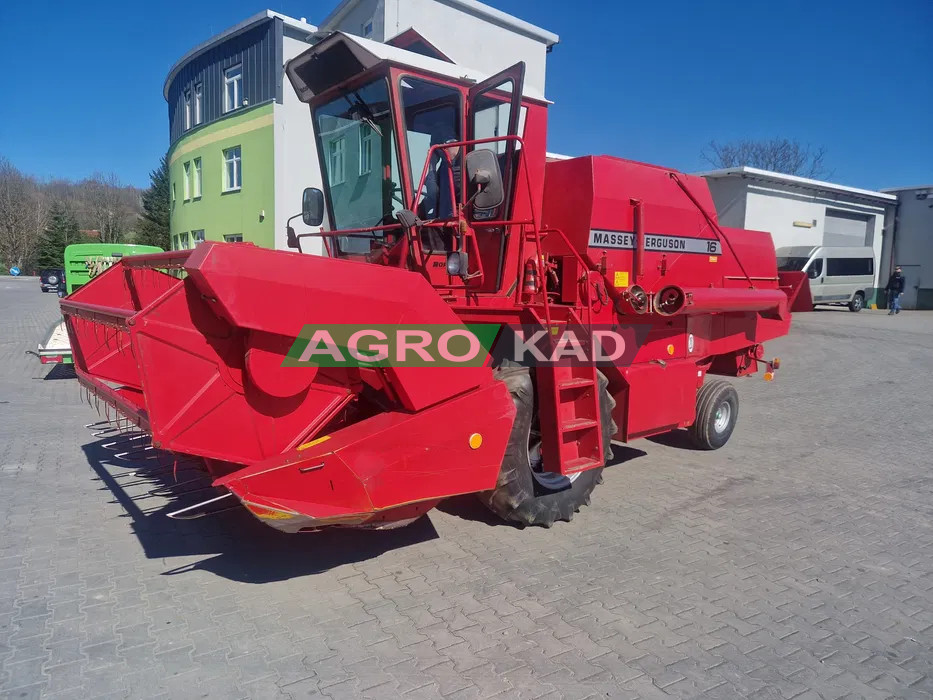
[563,457,602,473]
[558,377,595,390]
[561,418,599,433]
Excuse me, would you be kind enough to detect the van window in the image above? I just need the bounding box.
[777,257,809,272]
[807,259,823,279]
[826,257,873,277]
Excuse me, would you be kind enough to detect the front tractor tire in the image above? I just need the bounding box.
[689,378,739,450]
[478,367,616,527]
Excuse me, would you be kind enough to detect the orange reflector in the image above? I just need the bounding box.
[244,503,295,520]
[468,433,483,449]
[666,344,675,355]
[763,371,774,382]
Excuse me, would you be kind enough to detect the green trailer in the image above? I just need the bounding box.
[36,243,163,365]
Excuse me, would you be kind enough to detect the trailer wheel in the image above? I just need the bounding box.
[689,379,738,450]
[848,292,864,312]
[478,367,616,527]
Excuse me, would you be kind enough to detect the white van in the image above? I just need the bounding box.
[776,246,875,312]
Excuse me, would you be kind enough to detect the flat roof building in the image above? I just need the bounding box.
[698,167,897,302]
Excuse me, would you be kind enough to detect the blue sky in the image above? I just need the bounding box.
[1,0,930,190]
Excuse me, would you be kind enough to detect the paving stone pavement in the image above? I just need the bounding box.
[2,275,933,699]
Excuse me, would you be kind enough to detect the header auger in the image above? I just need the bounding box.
[63,32,791,531]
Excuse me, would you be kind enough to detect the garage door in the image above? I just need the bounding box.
[823,209,873,247]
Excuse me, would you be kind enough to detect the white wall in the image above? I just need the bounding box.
[274,33,328,255]
[335,0,384,40]
[333,0,551,94]
[706,177,891,288]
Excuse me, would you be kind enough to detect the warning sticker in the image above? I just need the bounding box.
[589,230,722,256]
[613,271,629,287]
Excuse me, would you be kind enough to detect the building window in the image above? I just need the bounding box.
[183,161,190,201]
[172,234,179,250]
[224,65,242,113]
[223,146,241,191]
[184,89,191,130]
[362,20,374,37]
[224,234,243,243]
[328,137,346,185]
[194,83,203,125]
[179,232,190,249]
[192,157,202,198]
[192,229,205,244]
[172,182,176,205]
[359,125,374,175]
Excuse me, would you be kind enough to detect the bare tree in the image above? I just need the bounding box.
[0,158,144,270]
[80,172,138,243]
[0,157,43,270]
[701,138,832,179]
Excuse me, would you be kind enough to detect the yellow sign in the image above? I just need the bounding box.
[613,271,629,287]
[708,256,718,263]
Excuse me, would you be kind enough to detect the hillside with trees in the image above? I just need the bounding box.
[0,156,168,273]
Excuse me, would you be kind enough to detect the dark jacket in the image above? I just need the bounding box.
[886,273,905,294]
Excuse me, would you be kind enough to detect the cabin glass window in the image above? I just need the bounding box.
[313,78,403,253]
[399,77,461,221]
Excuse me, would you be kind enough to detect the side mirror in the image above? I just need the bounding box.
[446,251,469,278]
[286,226,300,249]
[302,187,324,227]
[465,149,504,210]
[807,266,819,280]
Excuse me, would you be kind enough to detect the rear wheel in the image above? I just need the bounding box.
[848,292,864,312]
[478,367,616,527]
[689,379,738,450]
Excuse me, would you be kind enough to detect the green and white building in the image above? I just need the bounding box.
[164,11,327,254]
[165,2,559,254]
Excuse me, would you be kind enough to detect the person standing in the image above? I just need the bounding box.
[886,266,906,315]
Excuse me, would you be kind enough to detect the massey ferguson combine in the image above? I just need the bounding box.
[62,33,791,530]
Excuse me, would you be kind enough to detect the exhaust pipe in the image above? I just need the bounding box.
[653,285,787,316]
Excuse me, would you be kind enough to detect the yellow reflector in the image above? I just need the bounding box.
[245,503,295,520]
[468,433,483,450]
[666,344,675,355]
[763,371,774,382]
[297,435,331,451]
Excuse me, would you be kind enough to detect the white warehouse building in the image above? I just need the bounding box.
[699,167,897,305]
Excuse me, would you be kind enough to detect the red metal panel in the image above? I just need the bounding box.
[216,380,515,523]
[183,242,492,412]
[617,360,699,440]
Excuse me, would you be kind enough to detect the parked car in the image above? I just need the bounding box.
[776,246,875,312]
[39,268,65,293]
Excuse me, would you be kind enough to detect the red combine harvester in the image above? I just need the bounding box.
[62,33,791,530]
